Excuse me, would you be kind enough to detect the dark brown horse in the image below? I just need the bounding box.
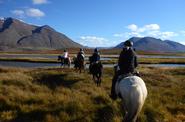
[58,55,71,68]
[73,57,85,73]
[89,56,103,86]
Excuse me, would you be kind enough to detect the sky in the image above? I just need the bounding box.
[1,0,185,47]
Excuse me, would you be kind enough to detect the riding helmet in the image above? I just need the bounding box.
[94,48,98,52]
[80,48,83,51]
[124,40,133,47]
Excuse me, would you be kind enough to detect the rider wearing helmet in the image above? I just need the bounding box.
[110,40,138,100]
[118,40,137,74]
[89,48,101,73]
[77,48,85,61]
[91,48,100,63]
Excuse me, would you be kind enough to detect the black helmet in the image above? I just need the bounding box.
[124,40,133,47]
[80,48,83,51]
[64,49,67,52]
[94,48,98,52]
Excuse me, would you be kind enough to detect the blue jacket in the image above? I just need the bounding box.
[91,52,100,63]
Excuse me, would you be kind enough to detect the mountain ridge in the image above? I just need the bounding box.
[0,17,82,50]
[115,37,185,52]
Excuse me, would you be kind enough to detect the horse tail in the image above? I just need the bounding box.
[123,84,145,122]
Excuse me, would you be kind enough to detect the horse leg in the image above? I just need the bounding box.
[79,68,81,73]
[122,92,144,122]
[99,76,101,86]
[96,74,99,86]
[123,108,138,122]
[93,74,96,84]
[95,74,100,86]
[97,71,102,86]
[83,63,86,73]
[97,77,101,86]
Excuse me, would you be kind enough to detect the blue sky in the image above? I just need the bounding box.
[1,0,185,47]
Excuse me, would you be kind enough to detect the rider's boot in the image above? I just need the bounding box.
[110,75,118,100]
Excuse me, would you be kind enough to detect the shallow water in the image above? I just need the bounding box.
[138,55,185,59]
[143,64,185,67]
[0,60,185,68]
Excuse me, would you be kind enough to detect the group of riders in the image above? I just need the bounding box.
[60,40,138,101]
[60,47,101,71]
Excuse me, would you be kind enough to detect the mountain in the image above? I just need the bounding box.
[115,37,185,52]
[0,17,82,50]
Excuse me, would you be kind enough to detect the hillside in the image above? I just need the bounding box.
[0,17,82,50]
[115,37,185,52]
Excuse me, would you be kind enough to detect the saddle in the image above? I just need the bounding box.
[117,71,140,83]
[117,73,133,83]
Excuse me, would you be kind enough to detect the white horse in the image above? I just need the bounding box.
[115,76,147,122]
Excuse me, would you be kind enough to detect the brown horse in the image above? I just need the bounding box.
[73,57,85,73]
[58,55,71,68]
[89,60,103,86]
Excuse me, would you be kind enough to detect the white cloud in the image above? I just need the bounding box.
[11,10,25,18]
[180,41,185,45]
[159,32,177,39]
[123,24,177,40]
[127,24,160,33]
[0,17,5,20]
[32,0,48,4]
[127,24,138,31]
[79,36,116,47]
[11,8,45,18]
[144,24,160,31]
[129,32,143,37]
[113,33,124,37]
[180,31,185,36]
[26,8,45,18]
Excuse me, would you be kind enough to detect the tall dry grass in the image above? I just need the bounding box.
[0,66,185,122]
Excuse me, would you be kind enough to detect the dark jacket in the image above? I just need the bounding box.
[77,51,85,61]
[91,52,100,63]
[118,47,138,74]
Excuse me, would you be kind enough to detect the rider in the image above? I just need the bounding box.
[91,48,100,63]
[89,48,101,72]
[77,48,85,61]
[63,49,69,59]
[110,40,138,100]
[63,49,71,64]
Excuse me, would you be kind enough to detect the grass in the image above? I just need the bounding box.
[0,66,185,122]
[138,58,185,64]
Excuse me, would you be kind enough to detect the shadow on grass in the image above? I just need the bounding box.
[12,109,48,122]
[35,74,79,90]
[94,105,114,122]
[144,105,164,122]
